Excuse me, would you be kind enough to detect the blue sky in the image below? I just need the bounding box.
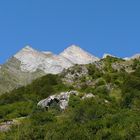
[0,0,140,63]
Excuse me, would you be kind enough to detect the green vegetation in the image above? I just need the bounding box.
[0,57,45,94]
[0,57,140,140]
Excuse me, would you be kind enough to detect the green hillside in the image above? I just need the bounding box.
[0,57,140,140]
[0,57,45,94]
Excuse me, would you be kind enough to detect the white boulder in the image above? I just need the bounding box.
[82,93,95,99]
[37,91,79,110]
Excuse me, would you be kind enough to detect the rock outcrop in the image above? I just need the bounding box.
[37,91,96,110]
[37,91,79,110]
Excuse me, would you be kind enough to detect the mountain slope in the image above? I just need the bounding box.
[0,56,140,139]
[0,57,45,93]
[0,44,139,95]
[0,45,99,94]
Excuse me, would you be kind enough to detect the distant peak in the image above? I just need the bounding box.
[61,45,89,55]
[14,45,39,59]
[65,45,82,51]
[22,45,35,51]
[68,44,80,48]
[15,45,39,56]
[60,44,99,64]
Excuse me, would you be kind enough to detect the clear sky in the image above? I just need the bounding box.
[0,0,140,63]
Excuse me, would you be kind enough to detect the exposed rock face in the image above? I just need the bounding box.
[14,46,73,74]
[14,46,47,72]
[14,45,99,74]
[62,65,89,85]
[60,45,99,64]
[37,91,79,110]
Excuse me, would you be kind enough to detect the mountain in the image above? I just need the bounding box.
[14,45,99,73]
[1,44,140,95]
[0,45,99,94]
[60,45,99,64]
[14,46,73,74]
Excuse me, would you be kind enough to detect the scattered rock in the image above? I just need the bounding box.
[0,119,20,132]
[104,99,109,103]
[82,93,95,100]
[38,91,97,110]
[0,120,13,132]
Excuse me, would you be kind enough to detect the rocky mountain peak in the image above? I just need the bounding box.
[9,45,100,74]
[63,44,82,51]
[60,45,99,64]
[13,45,73,74]
[14,45,39,58]
[23,45,35,51]
[17,45,38,54]
[61,45,88,55]
[14,46,46,72]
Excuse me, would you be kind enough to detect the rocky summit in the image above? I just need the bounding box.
[14,46,73,74]
[60,45,99,64]
[14,45,99,73]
